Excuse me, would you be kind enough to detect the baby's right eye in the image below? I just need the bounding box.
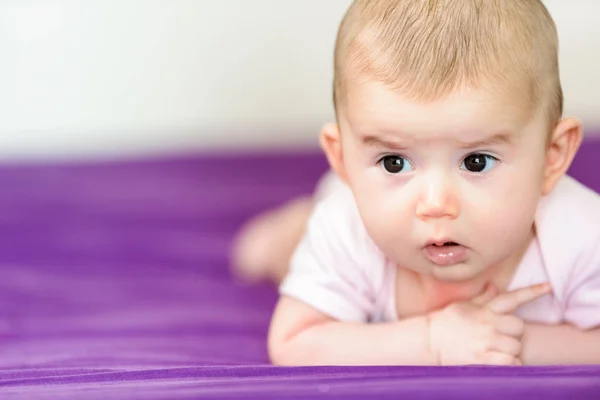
[379,155,414,174]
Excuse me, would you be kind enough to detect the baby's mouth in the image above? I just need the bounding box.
[423,240,468,266]
[426,239,460,247]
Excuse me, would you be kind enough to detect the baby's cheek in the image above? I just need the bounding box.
[465,187,537,245]
[356,190,410,243]
[357,193,394,228]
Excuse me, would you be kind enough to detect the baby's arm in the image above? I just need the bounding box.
[267,189,441,365]
[521,239,600,365]
[268,295,437,366]
[522,324,600,365]
[521,249,600,364]
[269,284,550,366]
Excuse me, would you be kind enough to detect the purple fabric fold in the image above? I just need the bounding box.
[1,139,600,399]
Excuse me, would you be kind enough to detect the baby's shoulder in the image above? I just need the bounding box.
[535,176,600,329]
[536,176,600,297]
[281,179,388,322]
[536,176,600,251]
[309,182,382,262]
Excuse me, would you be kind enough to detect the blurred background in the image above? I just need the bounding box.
[0,0,598,161]
[1,3,600,393]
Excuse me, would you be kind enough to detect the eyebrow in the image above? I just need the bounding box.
[361,132,513,150]
[456,133,513,149]
[361,135,409,150]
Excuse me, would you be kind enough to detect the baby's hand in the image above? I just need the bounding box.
[428,283,551,366]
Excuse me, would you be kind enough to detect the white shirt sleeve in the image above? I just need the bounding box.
[532,177,600,330]
[563,241,600,330]
[279,186,383,323]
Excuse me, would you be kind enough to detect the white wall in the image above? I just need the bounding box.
[0,0,598,160]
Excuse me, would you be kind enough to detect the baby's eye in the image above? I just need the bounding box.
[460,153,499,173]
[380,155,414,174]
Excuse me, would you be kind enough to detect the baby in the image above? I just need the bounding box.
[233,0,600,366]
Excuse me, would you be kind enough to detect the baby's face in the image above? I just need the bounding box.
[337,81,549,282]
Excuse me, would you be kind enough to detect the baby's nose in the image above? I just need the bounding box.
[415,174,459,220]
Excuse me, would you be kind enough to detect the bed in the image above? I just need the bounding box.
[1,138,600,399]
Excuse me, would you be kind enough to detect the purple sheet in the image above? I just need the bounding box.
[1,138,600,399]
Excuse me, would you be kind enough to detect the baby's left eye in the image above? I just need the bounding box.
[460,154,499,173]
[379,155,414,174]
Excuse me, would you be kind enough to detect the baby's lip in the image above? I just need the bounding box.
[423,242,468,267]
[424,238,462,248]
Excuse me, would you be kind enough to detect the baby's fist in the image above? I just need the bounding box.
[428,283,550,366]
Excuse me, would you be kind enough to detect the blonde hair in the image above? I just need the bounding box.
[333,0,563,129]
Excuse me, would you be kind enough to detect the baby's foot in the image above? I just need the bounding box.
[230,197,313,284]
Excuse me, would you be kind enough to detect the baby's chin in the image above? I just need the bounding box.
[429,263,487,283]
[397,259,486,283]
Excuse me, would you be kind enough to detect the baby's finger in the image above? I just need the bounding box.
[483,351,517,366]
[489,334,522,357]
[471,283,498,306]
[487,283,551,314]
[495,315,526,337]
[513,358,523,366]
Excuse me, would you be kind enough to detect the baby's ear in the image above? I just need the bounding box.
[319,123,348,183]
[542,117,583,195]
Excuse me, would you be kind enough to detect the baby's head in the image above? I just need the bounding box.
[321,0,583,282]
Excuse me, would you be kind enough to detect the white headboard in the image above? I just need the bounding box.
[0,0,598,159]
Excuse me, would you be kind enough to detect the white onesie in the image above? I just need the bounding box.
[279,172,600,330]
